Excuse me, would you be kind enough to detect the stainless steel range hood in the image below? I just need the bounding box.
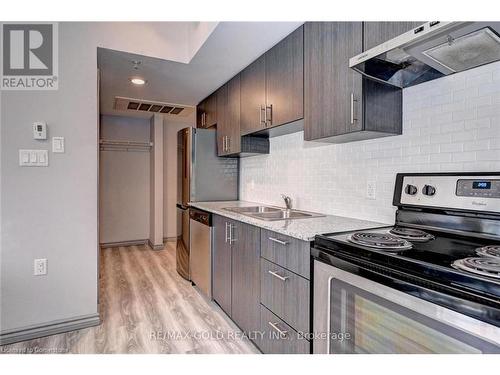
[350,22,500,88]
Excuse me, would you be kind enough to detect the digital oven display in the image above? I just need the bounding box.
[472,181,491,190]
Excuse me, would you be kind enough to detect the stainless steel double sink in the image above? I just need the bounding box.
[223,205,324,221]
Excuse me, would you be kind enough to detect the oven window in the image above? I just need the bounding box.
[329,279,494,354]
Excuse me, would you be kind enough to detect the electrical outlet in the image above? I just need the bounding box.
[367,181,376,200]
[34,259,47,276]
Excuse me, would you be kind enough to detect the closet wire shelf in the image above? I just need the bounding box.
[99,139,153,152]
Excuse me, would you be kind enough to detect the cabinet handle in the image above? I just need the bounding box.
[268,237,289,246]
[222,136,226,152]
[229,224,236,243]
[268,270,289,281]
[350,93,358,124]
[225,222,229,243]
[265,104,273,127]
[268,321,288,337]
[260,105,266,126]
[227,137,231,152]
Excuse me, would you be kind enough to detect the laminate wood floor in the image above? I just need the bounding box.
[1,243,260,354]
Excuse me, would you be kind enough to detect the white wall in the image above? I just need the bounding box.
[1,24,100,332]
[162,115,195,239]
[99,115,150,244]
[240,61,500,224]
[149,114,164,248]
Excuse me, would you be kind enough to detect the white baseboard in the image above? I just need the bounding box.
[100,239,147,248]
[148,239,164,251]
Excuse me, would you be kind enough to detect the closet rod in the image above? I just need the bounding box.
[99,139,153,148]
[100,147,150,152]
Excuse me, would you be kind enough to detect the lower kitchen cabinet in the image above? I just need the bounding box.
[231,220,261,335]
[259,305,310,354]
[261,229,310,279]
[212,215,261,337]
[260,258,310,334]
[212,216,312,353]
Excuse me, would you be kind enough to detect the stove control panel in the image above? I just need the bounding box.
[456,179,500,198]
[397,174,500,213]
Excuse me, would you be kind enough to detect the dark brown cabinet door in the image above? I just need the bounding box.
[197,93,217,128]
[231,221,261,335]
[216,75,242,156]
[204,93,217,127]
[196,101,205,128]
[216,84,228,155]
[225,74,241,154]
[363,22,424,51]
[212,215,232,316]
[240,55,266,135]
[304,22,363,141]
[265,25,304,128]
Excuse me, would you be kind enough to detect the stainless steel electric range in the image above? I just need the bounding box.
[312,173,500,354]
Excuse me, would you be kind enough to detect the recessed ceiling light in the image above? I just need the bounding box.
[130,77,146,85]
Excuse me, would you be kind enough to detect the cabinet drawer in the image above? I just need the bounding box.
[259,305,310,354]
[261,229,310,279]
[260,258,310,334]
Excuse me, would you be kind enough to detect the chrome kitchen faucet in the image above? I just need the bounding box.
[281,194,292,210]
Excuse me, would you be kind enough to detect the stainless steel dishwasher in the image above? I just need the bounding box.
[189,208,213,299]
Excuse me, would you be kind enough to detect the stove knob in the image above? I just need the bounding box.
[423,185,436,196]
[405,184,418,195]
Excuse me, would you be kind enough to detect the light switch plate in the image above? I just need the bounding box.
[34,258,47,276]
[19,150,48,166]
[52,137,64,153]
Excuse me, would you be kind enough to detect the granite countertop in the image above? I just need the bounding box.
[189,200,389,241]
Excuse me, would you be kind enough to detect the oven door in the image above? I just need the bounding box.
[313,258,500,354]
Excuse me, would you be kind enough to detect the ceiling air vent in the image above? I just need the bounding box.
[170,107,184,115]
[114,96,194,117]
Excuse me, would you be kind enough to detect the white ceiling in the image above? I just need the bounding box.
[98,22,303,118]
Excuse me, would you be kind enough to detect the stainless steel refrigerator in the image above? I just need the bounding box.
[176,127,238,280]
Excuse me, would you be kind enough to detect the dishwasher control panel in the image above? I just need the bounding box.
[189,208,212,225]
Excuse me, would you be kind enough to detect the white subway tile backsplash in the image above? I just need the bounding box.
[464,139,490,152]
[240,61,500,224]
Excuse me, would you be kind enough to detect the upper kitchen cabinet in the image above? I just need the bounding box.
[304,22,403,142]
[240,56,266,135]
[197,92,217,128]
[240,25,304,136]
[363,22,424,50]
[217,73,270,157]
[264,25,304,129]
[217,75,242,156]
[215,84,228,154]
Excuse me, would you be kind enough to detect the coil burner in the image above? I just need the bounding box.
[389,226,435,242]
[475,245,500,259]
[347,232,412,251]
[452,257,500,279]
